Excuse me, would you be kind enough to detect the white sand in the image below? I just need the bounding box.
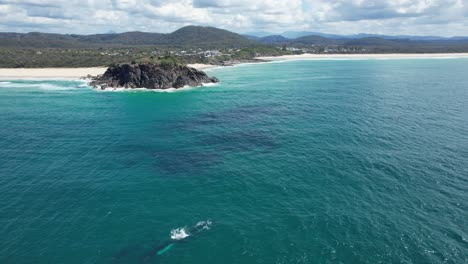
[257,53,468,61]
[0,64,216,79]
[187,63,218,70]
[1,54,466,79]
[0,67,107,79]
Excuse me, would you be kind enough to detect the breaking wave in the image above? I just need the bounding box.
[0,81,87,91]
[95,82,219,93]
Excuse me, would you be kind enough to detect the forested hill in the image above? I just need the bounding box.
[0,26,257,49]
[253,34,468,53]
[2,25,468,52]
[1,25,468,68]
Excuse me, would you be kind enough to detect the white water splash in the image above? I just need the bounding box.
[196,220,212,230]
[201,82,220,87]
[170,227,190,240]
[0,81,84,91]
[94,82,219,93]
[37,83,78,90]
[169,220,212,241]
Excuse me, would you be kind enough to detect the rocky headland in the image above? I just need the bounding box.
[89,63,219,90]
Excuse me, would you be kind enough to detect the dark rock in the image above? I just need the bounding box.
[89,63,219,90]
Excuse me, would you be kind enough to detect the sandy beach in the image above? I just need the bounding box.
[0,67,107,79]
[1,54,467,79]
[187,63,219,71]
[257,53,468,61]
[0,64,218,79]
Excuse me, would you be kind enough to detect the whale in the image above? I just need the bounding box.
[146,221,212,258]
[113,220,212,263]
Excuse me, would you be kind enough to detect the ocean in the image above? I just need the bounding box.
[0,58,467,263]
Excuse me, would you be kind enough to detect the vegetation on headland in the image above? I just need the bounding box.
[1,25,467,68]
[0,26,255,49]
[0,47,293,68]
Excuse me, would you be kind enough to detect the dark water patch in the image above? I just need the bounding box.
[152,149,223,175]
[169,103,287,131]
[199,130,280,153]
[152,129,280,175]
[149,104,286,175]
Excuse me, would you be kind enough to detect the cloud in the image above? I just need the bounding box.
[0,0,59,7]
[0,0,466,36]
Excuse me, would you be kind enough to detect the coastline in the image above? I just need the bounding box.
[187,63,219,71]
[0,64,218,79]
[1,53,468,79]
[257,53,468,61]
[0,67,107,79]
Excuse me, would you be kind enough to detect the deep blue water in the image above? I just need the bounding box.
[0,59,467,263]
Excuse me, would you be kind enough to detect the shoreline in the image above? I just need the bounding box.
[257,53,468,61]
[0,64,219,79]
[1,53,468,79]
[0,67,107,79]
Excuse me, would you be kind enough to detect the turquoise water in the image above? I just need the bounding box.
[0,59,467,263]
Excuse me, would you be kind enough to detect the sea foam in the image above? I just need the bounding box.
[195,220,212,230]
[170,227,190,240]
[0,80,87,91]
[95,82,219,93]
[169,220,212,241]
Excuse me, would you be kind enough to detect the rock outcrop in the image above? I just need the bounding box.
[90,63,219,90]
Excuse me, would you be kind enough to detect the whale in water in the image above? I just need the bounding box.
[112,220,212,263]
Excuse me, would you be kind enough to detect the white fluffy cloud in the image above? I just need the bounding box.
[0,0,466,36]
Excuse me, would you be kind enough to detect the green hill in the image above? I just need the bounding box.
[0,26,255,48]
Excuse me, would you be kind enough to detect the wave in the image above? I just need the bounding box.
[95,82,219,93]
[257,55,468,64]
[37,83,80,90]
[0,81,88,91]
[203,66,224,72]
[201,82,220,87]
[78,79,92,87]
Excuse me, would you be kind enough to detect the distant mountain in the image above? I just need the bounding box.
[0,32,82,48]
[258,35,289,44]
[253,33,468,46]
[343,37,404,46]
[165,26,254,47]
[244,31,276,38]
[291,35,340,45]
[1,26,467,53]
[76,32,165,45]
[281,31,347,39]
[243,35,260,40]
[0,26,255,48]
[257,31,468,41]
[245,30,342,39]
[448,36,468,40]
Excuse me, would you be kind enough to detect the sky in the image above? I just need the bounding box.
[0,0,467,36]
